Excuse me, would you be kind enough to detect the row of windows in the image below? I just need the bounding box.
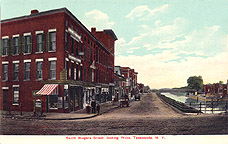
[64,22,111,67]
[1,31,56,56]
[2,60,56,81]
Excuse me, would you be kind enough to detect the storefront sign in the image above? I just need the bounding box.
[60,69,67,80]
[90,60,96,69]
[68,54,81,63]
[68,27,82,43]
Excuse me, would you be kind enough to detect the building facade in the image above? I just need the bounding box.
[0,8,117,113]
[120,67,138,98]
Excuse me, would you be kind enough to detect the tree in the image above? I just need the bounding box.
[187,76,203,91]
[219,81,224,84]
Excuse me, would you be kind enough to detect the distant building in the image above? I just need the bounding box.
[0,8,117,113]
[114,66,126,101]
[120,67,138,98]
[203,82,227,99]
[138,83,144,93]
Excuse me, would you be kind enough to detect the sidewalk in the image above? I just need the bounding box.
[1,101,120,120]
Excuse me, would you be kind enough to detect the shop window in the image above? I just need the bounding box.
[2,64,8,81]
[24,62,30,80]
[64,87,69,108]
[49,95,58,109]
[13,86,19,104]
[36,61,43,80]
[13,63,19,81]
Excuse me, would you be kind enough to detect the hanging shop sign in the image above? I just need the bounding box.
[68,27,82,43]
[68,54,81,63]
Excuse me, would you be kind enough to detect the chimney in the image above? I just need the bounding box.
[91,27,96,33]
[31,9,39,15]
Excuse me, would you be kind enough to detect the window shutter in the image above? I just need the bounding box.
[0,39,3,56]
[29,35,32,53]
[18,36,21,54]
[42,33,44,52]
[47,32,49,52]
[7,39,10,55]
[22,36,25,54]
[11,38,14,55]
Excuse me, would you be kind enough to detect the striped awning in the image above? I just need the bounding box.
[36,84,58,95]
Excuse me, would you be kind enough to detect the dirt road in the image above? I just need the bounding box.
[1,93,228,135]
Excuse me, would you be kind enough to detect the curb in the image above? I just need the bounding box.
[1,105,120,121]
[43,105,120,120]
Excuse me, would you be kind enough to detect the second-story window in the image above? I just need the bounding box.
[87,47,90,62]
[76,41,79,56]
[24,62,30,80]
[36,61,43,80]
[13,63,19,81]
[49,61,56,80]
[49,32,56,52]
[2,64,8,81]
[2,38,9,56]
[65,31,68,52]
[36,33,44,53]
[71,38,74,54]
[13,37,19,55]
[24,35,32,54]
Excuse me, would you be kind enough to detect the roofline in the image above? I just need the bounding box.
[1,7,115,56]
[104,29,118,41]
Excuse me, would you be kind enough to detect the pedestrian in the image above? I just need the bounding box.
[91,99,96,114]
[96,103,100,114]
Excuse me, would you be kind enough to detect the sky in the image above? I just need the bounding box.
[2,0,228,89]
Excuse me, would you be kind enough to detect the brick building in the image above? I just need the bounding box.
[0,8,117,113]
[203,82,227,98]
[138,83,144,93]
[120,67,138,98]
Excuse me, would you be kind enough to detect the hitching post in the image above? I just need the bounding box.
[20,103,23,116]
[211,101,214,114]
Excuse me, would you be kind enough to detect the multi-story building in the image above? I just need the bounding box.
[203,82,227,98]
[114,66,126,101]
[0,8,117,113]
[138,83,144,93]
[120,67,138,98]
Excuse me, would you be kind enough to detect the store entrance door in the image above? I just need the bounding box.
[3,90,8,111]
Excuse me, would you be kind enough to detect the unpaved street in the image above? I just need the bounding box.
[1,93,228,135]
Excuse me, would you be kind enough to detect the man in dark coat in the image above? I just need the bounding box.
[96,103,100,114]
[91,99,96,114]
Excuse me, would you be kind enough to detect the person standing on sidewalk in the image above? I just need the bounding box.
[91,99,96,114]
[96,103,100,114]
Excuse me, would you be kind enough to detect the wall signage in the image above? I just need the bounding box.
[68,27,82,43]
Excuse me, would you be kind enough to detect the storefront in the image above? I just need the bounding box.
[36,84,61,112]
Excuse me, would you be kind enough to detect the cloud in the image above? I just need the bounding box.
[126,4,169,21]
[83,10,114,30]
[115,50,228,89]
[120,17,227,57]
